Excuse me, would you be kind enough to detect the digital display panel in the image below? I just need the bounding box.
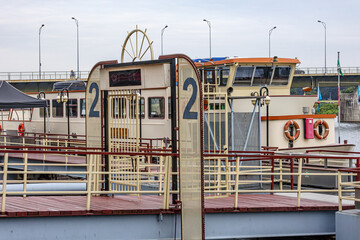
[109,69,141,87]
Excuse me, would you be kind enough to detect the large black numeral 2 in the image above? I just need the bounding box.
[183,77,198,119]
[89,82,100,117]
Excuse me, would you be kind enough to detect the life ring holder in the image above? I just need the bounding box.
[284,120,300,141]
[313,120,329,139]
[18,123,25,137]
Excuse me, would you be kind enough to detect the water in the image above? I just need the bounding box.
[335,118,360,152]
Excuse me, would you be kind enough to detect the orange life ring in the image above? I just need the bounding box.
[313,120,329,139]
[284,120,300,141]
[18,123,25,136]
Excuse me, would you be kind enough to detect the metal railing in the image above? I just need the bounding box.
[0,71,90,81]
[0,139,358,213]
[338,168,360,211]
[295,67,360,75]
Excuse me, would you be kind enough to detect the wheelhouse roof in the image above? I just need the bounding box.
[194,57,301,67]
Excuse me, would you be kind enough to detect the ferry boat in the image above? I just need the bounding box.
[194,56,354,153]
[2,56,353,154]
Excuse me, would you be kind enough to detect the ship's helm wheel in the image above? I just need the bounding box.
[121,26,154,63]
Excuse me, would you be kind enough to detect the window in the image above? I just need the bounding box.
[149,97,165,119]
[66,99,78,118]
[52,100,64,118]
[252,66,273,86]
[168,97,171,119]
[10,109,32,121]
[0,110,10,120]
[205,69,215,84]
[112,98,126,118]
[219,67,230,86]
[80,99,86,118]
[233,66,254,86]
[39,100,50,118]
[271,66,291,85]
[129,97,144,119]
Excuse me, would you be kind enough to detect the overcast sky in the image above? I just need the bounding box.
[1,0,360,72]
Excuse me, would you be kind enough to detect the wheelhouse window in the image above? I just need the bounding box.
[270,66,291,85]
[39,100,50,118]
[80,99,86,118]
[52,100,64,118]
[66,99,78,118]
[149,97,165,119]
[112,98,126,118]
[233,66,254,86]
[130,97,144,119]
[252,66,273,86]
[219,67,230,86]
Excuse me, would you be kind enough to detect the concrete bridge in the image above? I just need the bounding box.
[293,67,360,88]
[1,67,360,90]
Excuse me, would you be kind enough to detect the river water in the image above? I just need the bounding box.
[335,118,360,152]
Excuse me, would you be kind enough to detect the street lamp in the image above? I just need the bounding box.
[39,24,45,80]
[260,86,271,147]
[37,92,47,134]
[72,17,79,79]
[268,26,276,58]
[161,25,168,55]
[57,89,70,139]
[317,20,327,74]
[203,19,211,60]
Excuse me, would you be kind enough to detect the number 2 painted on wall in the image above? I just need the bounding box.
[89,82,100,117]
[183,77,198,119]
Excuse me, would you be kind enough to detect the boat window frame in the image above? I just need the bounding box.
[148,96,165,119]
[52,99,64,118]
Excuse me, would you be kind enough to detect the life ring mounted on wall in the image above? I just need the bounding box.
[18,123,25,137]
[313,120,329,139]
[284,120,300,141]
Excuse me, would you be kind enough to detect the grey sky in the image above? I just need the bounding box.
[1,0,360,72]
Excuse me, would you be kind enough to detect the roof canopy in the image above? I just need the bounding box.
[0,81,47,109]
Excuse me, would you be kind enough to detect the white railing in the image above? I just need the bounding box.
[295,67,360,75]
[0,71,90,81]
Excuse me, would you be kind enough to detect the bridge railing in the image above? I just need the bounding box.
[0,71,90,81]
[296,67,360,75]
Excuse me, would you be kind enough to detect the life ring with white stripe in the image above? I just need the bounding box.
[284,120,300,141]
[313,120,329,139]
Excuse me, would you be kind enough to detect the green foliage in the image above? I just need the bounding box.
[314,102,338,115]
[341,86,356,93]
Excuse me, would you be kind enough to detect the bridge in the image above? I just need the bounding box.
[1,67,360,90]
[293,67,360,88]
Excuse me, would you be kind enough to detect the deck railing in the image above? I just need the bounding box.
[0,71,90,81]
[0,141,358,213]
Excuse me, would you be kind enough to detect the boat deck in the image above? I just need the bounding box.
[0,194,353,218]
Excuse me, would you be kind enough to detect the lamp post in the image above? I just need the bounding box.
[39,24,45,80]
[57,89,70,139]
[268,26,276,58]
[37,92,47,134]
[260,86,271,147]
[161,25,168,55]
[317,20,327,74]
[203,19,211,60]
[72,17,79,79]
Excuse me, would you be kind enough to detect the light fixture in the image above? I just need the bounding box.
[265,95,271,105]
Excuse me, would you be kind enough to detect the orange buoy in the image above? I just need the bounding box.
[284,120,300,141]
[313,120,329,139]
[18,123,25,137]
